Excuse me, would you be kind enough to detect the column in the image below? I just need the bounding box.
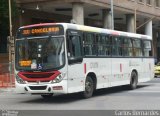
[126,14,135,33]
[152,29,158,57]
[145,20,152,37]
[72,2,84,25]
[102,9,112,29]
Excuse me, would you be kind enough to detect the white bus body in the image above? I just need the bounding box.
[15,23,154,98]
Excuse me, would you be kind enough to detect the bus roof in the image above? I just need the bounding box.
[20,23,56,29]
[19,23,152,40]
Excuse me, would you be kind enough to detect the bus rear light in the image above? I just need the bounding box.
[52,86,63,90]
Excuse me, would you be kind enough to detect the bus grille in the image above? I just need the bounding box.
[29,86,47,90]
[23,73,54,78]
[18,71,60,82]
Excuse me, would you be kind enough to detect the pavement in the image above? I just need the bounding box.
[0,78,160,110]
[0,78,160,111]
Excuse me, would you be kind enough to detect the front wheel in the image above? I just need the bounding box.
[130,71,138,90]
[41,93,53,99]
[82,76,94,98]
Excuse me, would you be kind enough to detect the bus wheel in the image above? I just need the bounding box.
[130,71,138,90]
[41,93,53,99]
[83,76,94,98]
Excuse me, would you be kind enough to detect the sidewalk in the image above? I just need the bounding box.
[0,58,15,92]
[0,87,15,93]
[0,73,15,88]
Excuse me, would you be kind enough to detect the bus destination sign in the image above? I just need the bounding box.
[17,25,64,38]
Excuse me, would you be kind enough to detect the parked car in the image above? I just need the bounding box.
[154,62,160,77]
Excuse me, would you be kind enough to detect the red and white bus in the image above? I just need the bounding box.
[15,23,154,98]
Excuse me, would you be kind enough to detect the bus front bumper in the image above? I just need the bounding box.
[15,81,67,94]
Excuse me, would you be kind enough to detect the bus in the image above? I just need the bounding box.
[15,23,154,98]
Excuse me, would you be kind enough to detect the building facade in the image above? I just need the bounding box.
[2,0,160,60]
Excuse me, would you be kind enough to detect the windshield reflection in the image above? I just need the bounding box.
[16,36,65,71]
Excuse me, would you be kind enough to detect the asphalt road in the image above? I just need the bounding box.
[0,78,160,111]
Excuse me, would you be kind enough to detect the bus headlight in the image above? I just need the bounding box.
[16,75,26,84]
[51,73,65,83]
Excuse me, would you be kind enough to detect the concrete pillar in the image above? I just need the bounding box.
[126,14,135,33]
[153,29,158,57]
[145,20,152,37]
[72,2,84,25]
[102,9,112,29]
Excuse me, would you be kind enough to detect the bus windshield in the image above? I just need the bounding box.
[15,36,65,71]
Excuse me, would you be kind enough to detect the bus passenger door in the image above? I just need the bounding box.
[67,30,84,93]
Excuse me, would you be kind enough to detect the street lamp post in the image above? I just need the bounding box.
[111,0,114,30]
[9,0,12,37]
[8,0,13,87]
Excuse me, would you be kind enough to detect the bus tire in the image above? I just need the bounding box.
[82,76,94,98]
[41,93,53,99]
[130,71,138,90]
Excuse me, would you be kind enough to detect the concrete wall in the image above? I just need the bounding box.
[17,0,160,17]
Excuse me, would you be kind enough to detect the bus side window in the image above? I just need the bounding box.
[83,33,96,56]
[132,38,143,57]
[112,36,120,56]
[97,34,111,56]
[143,40,152,57]
[67,33,83,64]
[122,37,133,57]
[68,35,82,58]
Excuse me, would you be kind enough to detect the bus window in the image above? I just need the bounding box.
[132,39,143,57]
[122,37,133,57]
[111,36,123,56]
[97,35,111,56]
[111,36,118,56]
[143,40,152,57]
[105,36,111,56]
[84,33,97,56]
[68,35,82,58]
[97,34,105,56]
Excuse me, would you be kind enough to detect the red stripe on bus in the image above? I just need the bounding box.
[84,63,86,74]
